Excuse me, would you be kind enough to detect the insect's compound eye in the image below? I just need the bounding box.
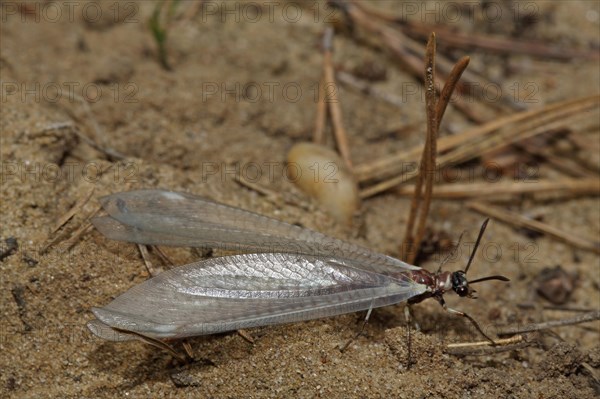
[451,272,470,297]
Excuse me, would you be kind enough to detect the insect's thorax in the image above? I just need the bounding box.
[407,269,453,304]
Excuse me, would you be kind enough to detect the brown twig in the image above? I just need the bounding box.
[445,335,531,356]
[237,329,256,344]
[403,55,469,260]
[497,310,600,336]
[348,0,596,124]
[415,33,439,250]
[401,33,438,263]
[357,95,600,197]
[467,201,600,254]
[438,105,594,168]
[61,206,102,251]
[152,246,175,267]
[400,35,474,262]
[41,198,101,254]
[435,56,470,129]
[337,0,518,121]
[314,74,328,145]
[390,178,600,200]
[321,27,353,170]
[516,139,598,178]
[49,187,95,235]
[397,19,599,61]
[356,95,598,184]
[59,223,94,252]
[313,29,332,145]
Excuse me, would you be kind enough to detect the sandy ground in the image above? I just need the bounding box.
[1,1,599,398]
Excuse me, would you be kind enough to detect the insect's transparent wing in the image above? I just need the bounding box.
[88,253,427,341]
[87,319,136,341]
[92,189,419,273]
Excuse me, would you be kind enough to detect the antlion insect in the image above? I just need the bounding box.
[87,189,509,350]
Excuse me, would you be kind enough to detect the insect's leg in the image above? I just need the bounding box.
[437,297,497,345]
[403,304,423,368]
[153,245,175,266]
[339,300,374,352]
[404,305,413,369]
[114,327,191,362]
[360,304,374,333]
[404,304,420,331]
[138,244,160,276]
